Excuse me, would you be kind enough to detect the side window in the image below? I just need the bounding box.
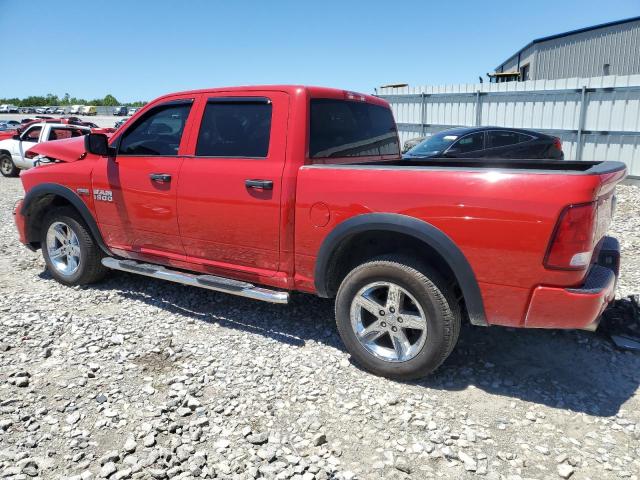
[22,126,42,142]
[451,132,484,153]
[487,131,531,148]
[48,127,88,140]
[119,101,192,156]
[196,99,272,158]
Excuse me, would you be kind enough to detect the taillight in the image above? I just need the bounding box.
[544,202,596,270]
[553,137,562,151]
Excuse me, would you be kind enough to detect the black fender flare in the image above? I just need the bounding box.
[314,213,487,326]
[21,183,112,256]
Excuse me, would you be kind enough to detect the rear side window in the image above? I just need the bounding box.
[309,99,399,159]
[487,131,532,148]
[196,99,272,158]
[119,101,192,156]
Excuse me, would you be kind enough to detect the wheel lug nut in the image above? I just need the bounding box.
[391,326,397,332]
[397,317,403,323]
[389,307,395,313]
[380,322,386,327]
[379,310,385,316]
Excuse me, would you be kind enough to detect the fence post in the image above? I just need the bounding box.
[576,85,587,161]
[475,91,482,126]
[420,93,426,135]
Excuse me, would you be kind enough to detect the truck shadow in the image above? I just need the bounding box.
[83,271,639,418]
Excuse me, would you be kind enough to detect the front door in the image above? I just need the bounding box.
[177,92,289,275]
[91,98,195,259]
[13,124,43,168]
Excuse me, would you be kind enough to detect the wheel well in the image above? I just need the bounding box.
[324,230,465,316]
[0,149,11,157]
[24,194,76,249]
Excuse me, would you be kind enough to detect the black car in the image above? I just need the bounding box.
[403,126,563,160]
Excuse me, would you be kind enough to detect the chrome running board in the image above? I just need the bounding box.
[101,257,289,304]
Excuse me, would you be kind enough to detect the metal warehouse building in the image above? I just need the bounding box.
[493,16,640,82]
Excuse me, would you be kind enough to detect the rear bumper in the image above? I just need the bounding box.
[524,236,619,330]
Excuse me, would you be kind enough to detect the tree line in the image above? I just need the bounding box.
[0,93,146,107]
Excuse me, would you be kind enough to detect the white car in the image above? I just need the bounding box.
[0,121,91,177]
[69,105,83,115]
[0,104,19,114]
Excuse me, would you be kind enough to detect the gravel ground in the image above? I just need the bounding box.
[1,175,639,480]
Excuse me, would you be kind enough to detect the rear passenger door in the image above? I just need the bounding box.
[177,92,289,276]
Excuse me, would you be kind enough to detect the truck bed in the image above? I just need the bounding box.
[354,158,627,174]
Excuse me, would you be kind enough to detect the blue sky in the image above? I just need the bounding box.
[1,0,638,102]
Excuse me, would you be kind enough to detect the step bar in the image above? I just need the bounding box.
[101,258,289,304]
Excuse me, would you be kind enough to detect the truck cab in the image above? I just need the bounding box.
[0,121,91,176]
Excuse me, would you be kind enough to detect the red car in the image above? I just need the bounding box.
[13,86,626,379]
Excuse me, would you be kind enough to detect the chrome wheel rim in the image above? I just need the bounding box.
[46,221,81,276]
[0,157,13,175]
[350,281,428,363]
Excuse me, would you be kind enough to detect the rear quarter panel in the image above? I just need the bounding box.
[294,165,603,325]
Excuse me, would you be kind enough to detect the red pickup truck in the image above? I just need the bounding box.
[13,85,626,379]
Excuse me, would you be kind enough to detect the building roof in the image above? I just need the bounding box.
[495,16,640,70]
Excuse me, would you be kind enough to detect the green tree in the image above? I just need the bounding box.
[102,94,119,106]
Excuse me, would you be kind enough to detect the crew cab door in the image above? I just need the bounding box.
[13,124,44,167]
[91,97,195,259]
[177,91,288,276]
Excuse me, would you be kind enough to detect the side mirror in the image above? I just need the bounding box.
[12,134,20,141]
[84,133,111,156]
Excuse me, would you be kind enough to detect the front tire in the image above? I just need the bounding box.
[41,207,108,286]
[0,154,18,177]
[335,256,460,380]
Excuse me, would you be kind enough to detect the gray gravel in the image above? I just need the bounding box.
[1,175,639,479]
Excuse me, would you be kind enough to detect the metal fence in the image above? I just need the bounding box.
[377,74,640,177]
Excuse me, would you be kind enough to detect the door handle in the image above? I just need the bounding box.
[149,173,172,183]
[245,179,273,190]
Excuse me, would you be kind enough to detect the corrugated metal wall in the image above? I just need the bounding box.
[535,21,640,80]
[496,19,640,80]
[378,74,640,177]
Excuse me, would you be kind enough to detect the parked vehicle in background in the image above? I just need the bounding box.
[20,107,36,114]
[112,106,128,116]
[55,107,66,115]
[13,85,625,380]
[80,106,97,116]
[0,120,20,129]
[0,105,19,113]
[45,107,57,114]
[69,105,83,115]
[127,107,139,115]
[403,126,564,160]
[402,136,426,153]
[114,118,129,129]
[0,119,92,176]
[35,107,47,114]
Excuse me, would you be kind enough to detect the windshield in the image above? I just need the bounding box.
[406,131,464,156]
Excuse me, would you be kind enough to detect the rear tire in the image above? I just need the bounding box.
[41,207,108,286]
[335,255,460,380]
[0,154,18,177]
